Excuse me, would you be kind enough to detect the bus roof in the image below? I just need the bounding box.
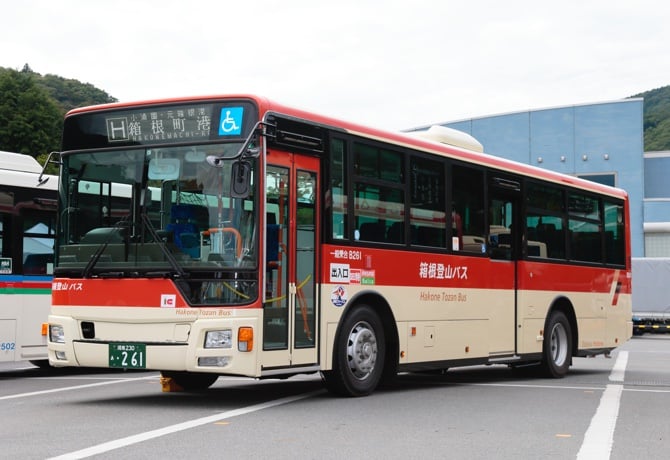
[65,94,628,201]
[0,151,58,190]
[0,150,43,174]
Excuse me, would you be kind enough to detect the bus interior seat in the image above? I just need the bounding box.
[166,204,200,258]
[386,221,404,243]
[496,232,512,246]
[489,232,512,259]
[417,226,444,247]
[535,223,565,258]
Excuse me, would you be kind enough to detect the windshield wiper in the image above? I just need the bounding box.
[81,215,130,279]
[140,213,186,278]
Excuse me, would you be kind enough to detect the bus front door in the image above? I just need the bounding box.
[262,152,319,370]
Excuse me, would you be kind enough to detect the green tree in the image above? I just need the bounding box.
[0,68,62,157]
[39,73,116,113]
[632,85,670,151]
[1,65,117,169]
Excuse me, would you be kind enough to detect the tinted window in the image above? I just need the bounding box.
[452,165,485,254]
[410,157,445,247]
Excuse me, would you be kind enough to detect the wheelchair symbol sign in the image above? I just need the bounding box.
[219,107,244,136]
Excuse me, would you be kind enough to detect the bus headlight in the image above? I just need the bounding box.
[49,324,65,344]
[204,330,233,348]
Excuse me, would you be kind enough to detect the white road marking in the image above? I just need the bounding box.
[471,383,605,391]
[608,351,628,382]
[0,375,156,401]
[47,389,323,460]
[576,351,628,460]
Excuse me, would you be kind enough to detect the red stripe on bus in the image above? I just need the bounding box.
[0,281,52,289]
[323,245,631,294]
[611,270,621,306]
[51,278,189,307]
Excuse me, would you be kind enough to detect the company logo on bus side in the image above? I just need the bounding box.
[161,294,176,308]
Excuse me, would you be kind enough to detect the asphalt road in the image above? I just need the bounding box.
[1,335,668,459]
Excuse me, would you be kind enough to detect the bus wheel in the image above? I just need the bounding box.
[541,311,572,378]
[324,305,385,397]
[160,371,218,391]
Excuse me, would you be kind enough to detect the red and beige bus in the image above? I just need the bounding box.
[47,95,632,396]
[1,151,57,366]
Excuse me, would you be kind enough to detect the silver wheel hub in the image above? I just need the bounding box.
[347,321,378,380]
[550,322,568,366]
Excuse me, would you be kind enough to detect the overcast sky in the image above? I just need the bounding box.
[2,0,668,130]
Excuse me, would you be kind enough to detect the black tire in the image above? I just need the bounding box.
[323,305,385,397]
[160,371,218,391]
[541,311,572,378]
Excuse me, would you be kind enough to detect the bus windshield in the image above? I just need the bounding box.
[56,143,258,306]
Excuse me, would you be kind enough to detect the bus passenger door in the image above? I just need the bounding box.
[488,177,521,357]
[262,152,319,370]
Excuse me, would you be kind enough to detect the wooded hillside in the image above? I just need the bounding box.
[633,85,670,151]
[0,64,116,162]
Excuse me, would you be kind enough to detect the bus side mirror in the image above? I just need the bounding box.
[38,151,62,186]
[230,160,251,199]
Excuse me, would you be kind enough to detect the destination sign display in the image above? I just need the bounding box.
[105,105,214,144]
[62,100,258,150]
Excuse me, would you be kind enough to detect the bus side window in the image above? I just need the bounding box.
[416,226,445,247]
[358,222,385,242]
[266,224,280,264]
[452,165,485,253]
[489,232,512,260]
[386,221,404,244]
[23,253,54,275]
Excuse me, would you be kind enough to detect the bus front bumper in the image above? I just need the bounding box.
[47,314,261,377]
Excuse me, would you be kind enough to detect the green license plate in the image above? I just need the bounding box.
[109,343,146,369]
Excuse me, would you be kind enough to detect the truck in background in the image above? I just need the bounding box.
[632,257,670,335]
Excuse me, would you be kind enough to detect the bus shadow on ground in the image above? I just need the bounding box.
[77,364,610,407]
[25,362,613,408]
[379,364,610,394]
[67,375,326,409]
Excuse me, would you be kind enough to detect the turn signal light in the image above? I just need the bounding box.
[238,327,253,352]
